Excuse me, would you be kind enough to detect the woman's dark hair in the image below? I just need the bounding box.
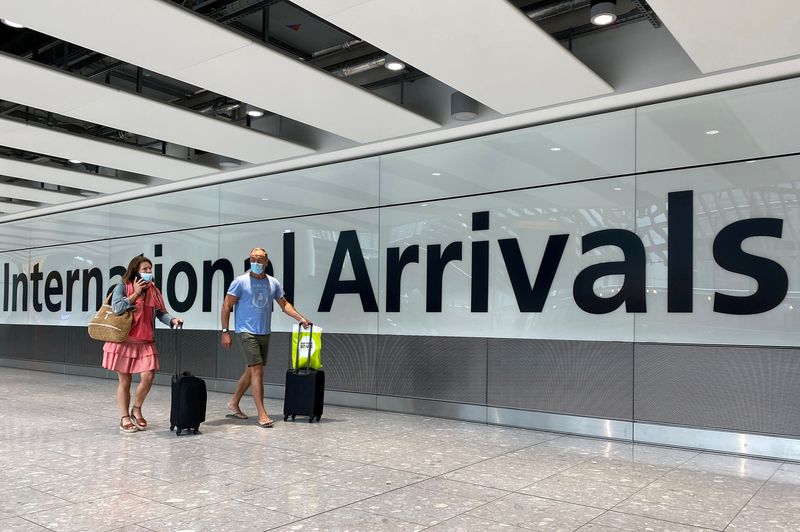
[122,255,153,284]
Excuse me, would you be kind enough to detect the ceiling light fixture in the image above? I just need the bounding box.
[705,129,720,135]
[549,147,562,152]
[1,19,25,29]
[245,104,264,118]
[451,92,479,121]
[590,0,617,26]
[432,172,441,176]
[68,159,82,164]
[384,54,405,71]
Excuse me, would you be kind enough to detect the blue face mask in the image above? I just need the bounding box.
[139,273,153,283]
[250,262,265,275]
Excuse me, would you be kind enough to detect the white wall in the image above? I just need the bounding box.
[2,77,800,347]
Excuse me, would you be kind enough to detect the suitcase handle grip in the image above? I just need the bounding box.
[293,323,313,373]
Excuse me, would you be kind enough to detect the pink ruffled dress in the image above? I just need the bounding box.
[102,283,170,373]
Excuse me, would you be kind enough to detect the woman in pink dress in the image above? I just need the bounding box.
[103,255,183,433]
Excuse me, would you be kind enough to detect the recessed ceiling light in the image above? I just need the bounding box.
[745,160,756,163]
[613,186,622,191]
[261,198,269,201]
[421,203,428,207]
[68,159,82,164]
[549,147,561,152]
[384,54,405,71]
[432,172,441,176]
[1,19,25,29]
[590,1,617,26]
[705,129,720,135]
[245,104,264,117]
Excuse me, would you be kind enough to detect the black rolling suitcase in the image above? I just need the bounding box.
[169,324,207,436]
[283,324,325,423]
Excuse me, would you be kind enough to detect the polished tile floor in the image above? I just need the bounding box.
[1,367,798,532]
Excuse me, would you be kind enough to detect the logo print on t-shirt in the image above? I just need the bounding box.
[252,287,269,308]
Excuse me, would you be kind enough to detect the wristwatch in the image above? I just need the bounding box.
[221,328,230,333]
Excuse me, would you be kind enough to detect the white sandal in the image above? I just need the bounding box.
[120,416,138,433]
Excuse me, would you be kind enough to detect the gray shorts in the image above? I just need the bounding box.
[238,332,271,366]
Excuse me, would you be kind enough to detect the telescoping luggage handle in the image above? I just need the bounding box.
[293,323,314,373]
[172,321,183,376]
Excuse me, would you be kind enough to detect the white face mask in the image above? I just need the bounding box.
[139,272,153,283]
[250,262,265,275]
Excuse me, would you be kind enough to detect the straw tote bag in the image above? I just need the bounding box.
[88,290,132,342]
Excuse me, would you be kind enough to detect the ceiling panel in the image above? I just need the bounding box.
[0,202,34,214]
[0,181,79,204]
[0,158,142,194]
[0,53,314,164]
[0,118,215,180]
[175,43,439,143]
[293,0,613,114]
[647,0,800,73]
[0,0,439,143]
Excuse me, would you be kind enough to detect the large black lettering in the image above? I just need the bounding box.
[283,231,295,304]
[65,269,80,311]
[167,261,198,313]
[386,245,419,312]
[668,190,693,312]
[2,263,8,312]
[318,230,378,312]
[202,259,233,312]
[153,244,163,292]
[44,271,63,312]
[472,211,490,312]
[426,242,462,312]
[82,268,103,311]
[30,263,43,312]
[713,218,787,315]
[573,229,646,314]
[12,272,27,312]
[499,234,569,312]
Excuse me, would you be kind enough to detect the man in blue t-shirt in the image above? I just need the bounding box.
[220,247,310,428]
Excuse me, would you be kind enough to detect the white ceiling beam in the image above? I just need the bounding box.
[0,181,80,204]
[292,0,613,114]
[0,0,439,143]
[0,118,215,181]
[0,157,142,194]
[647,0,800,73]
[0,53,314,164]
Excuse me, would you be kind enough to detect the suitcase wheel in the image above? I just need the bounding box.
[169,425,175,432]
[308,417,314,423]
[283,415,288,422]
[291,414,296,421]
[193,428,199,435]
[176,428,182,436]
[316,416,322,422]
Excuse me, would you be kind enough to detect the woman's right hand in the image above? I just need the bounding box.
[132,278,147,295]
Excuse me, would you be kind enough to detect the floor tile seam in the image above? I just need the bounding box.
[607,505,727,531]
[260,476,437,530]
[15,514,61,532]
[720,464,782,531]
[605,449,704,514]
[21,485,77,510]
[586,508,725,532]
[126,491,232,512]
[448,490,596,531]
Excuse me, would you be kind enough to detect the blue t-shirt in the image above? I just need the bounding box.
[227,273,285,335]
